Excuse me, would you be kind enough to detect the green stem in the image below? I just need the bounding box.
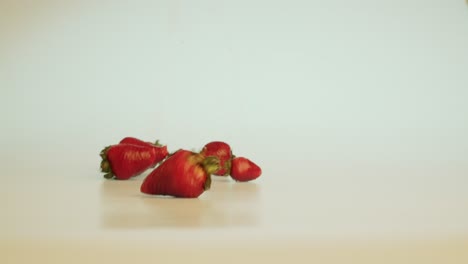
[204,174,212,190]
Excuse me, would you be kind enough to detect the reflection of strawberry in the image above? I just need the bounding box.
[140,149,219,198]
[100,144,157,180]
[230,157,262,182]
[119,137,168,166]
[200,141,232,176]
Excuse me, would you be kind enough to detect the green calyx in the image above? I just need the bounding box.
[204,174,212,190]
[201,156,220,190]
[223,150,235,175]
[153,140,163,147]
[202,156,220,175]
[223,156,232,176]
[99,145,114,179]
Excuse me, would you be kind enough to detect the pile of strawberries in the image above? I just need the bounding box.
[99,137,262,198]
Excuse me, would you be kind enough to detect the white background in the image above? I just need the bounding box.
[1,0,468,262]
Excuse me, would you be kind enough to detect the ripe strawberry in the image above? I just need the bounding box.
[100,144,158,180]
[230,157,262,182]
[200,141,233,176]
[119,137,168,166]
[140,149,220,198]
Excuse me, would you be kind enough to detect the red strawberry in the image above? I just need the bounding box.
[200,141,232,176]
[140,149,219,198]
[119,137,169,166]
[100,144,158,180]
[230,157,262,182]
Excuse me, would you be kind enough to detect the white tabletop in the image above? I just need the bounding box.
[1,1,468,263]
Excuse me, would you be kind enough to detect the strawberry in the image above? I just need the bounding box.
[140,149,220,198]
[100,144,158,180]
[230,157,262,182]
[119,137,168,166]
[200,141,233,176]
